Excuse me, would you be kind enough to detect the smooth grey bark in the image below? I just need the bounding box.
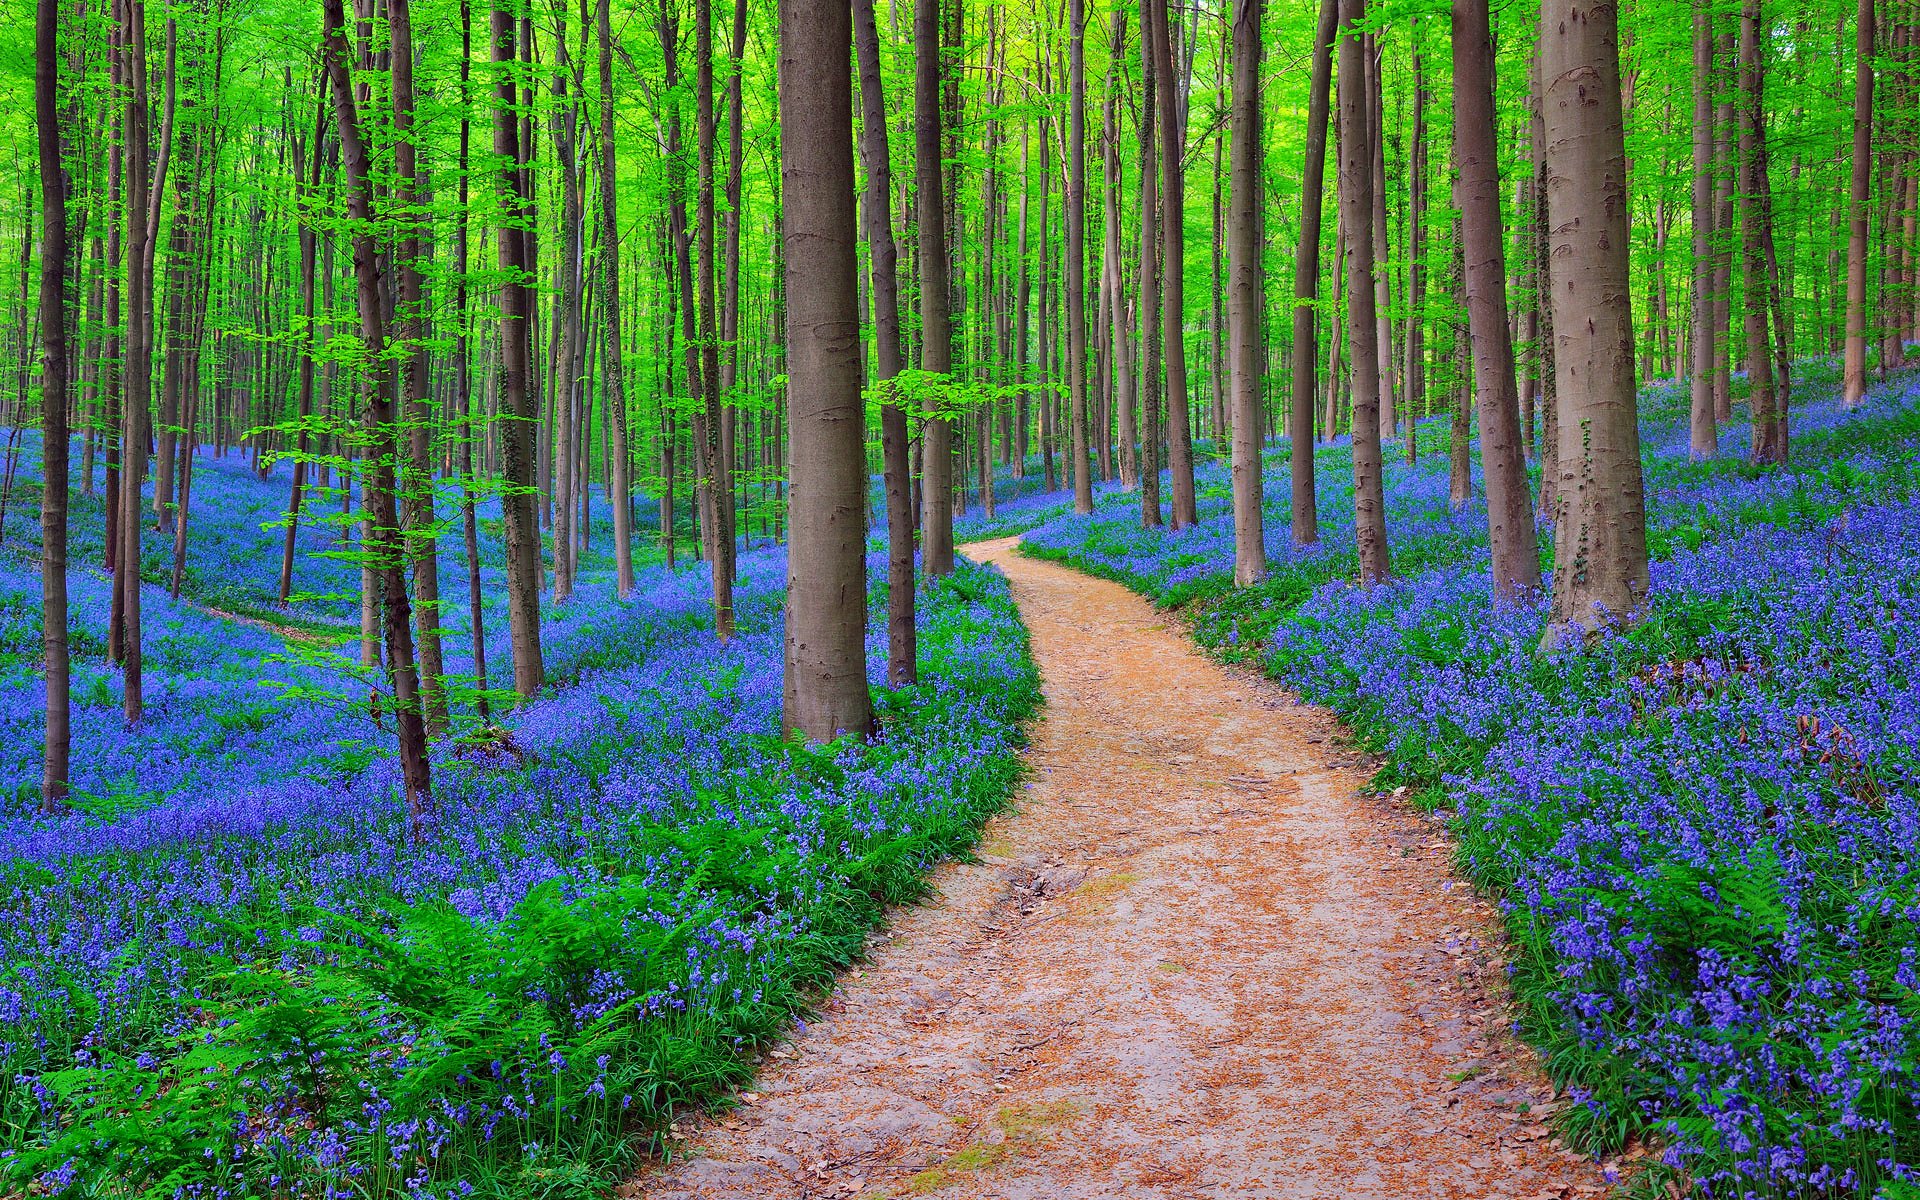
[1688,4,1718,456]
[1153,0,1198,528]
[855,0,915,686]
[597,0,634,597]
[322,0,434,820]
[392,0,446,731]
[1138,0,1163,529]
[780,0,872,741]
[1538,0,1652,643]
[1739,0,1786,464]
[1067,0,1093,514]
[492,2,545,698]
[916,0,955,575]
[36,0,69,809]
[1453,0,1541,599]
[1228,0,1265,585]
[1841,0,1873,408]
[1105,8,1136,492]
[1337,0,1389,584]
[1288,0,1337,546]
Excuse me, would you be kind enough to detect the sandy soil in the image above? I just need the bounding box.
[628,537,1613,1200]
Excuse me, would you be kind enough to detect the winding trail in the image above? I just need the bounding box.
[633,538,1610,1200]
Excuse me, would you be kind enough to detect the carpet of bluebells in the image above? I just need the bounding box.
[1022,360,1920,1199]
[0,441,1040,1198]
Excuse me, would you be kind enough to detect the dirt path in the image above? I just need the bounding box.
[631,538,1612,1200]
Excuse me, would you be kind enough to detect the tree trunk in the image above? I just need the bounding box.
[1406,26,1428,454]
[1015,122,1031,482]
[1688,3,1718,456]
[597,0,634,597]
[118,0,151,724]
[1539,0,1651,644]
[35,0,69,809]
[321,0,433,822]
[855,0,916,686]
[1139,0,1163,528]
[1067,0,1093,514]
[1367,32,1397,444]
[1454,0,1541,598]
[916,0,956,574]
[280,84,327,606]
[1228,0,1265,585]
[1337,0,1389,584]
[1153,0,1198,528]
[455,0,492,723]
[1739,0,1785,464]
[492,1,545,698]
[1105,12,1136,492]
[695,0,735,633]
[1289,0,1337,546]
[1841,0,1874,408]
[780,0,873,741]
[1710,28,1735,423]
[392,0,446,732]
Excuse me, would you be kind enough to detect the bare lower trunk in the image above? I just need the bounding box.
[323,0,433,821]
[855,0,915,685]
[1453,0,1540,597]
[1138,0,1163,529]
[36,0,70,808]
[1067,0,1093,514]
[1688,4,1718,456]
[781,0,872,740]
[1338,0,1389,584]
[916,0,955,575]
[1105,14,1136,493]
[1841,0,1874,408]
[1227,0,1266,584]
[597,0,634,597]
[1289,0,1337,546]
[1154,0,1197,528]
[1539,0,1651,644]
[493,3,545,698]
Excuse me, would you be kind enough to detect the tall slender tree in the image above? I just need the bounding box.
[1227,0,1265,585]
[855,0,915,685]
[597,0,635,598]
[1067,0,1094,514]
[780,0,872,741]
[36,0,69,810]
[1539,0,1651,642]
[917,0,956,575]
[1841,0,1874,409]
[1338,0,1390,584]
[1453,0,1540,599]
[321,0,433,819]
[1153,0,1198,528]
[492,1,545,698]
[1689,4,1718,456]
[1739,0,1786,464]
[1289,0,1337,546]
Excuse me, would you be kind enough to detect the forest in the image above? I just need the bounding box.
[6,0,1920,1190]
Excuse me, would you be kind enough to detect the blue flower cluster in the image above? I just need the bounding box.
[0,443,1040,1197]
[1020,362,1920,1196]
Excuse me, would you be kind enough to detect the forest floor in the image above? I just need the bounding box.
[630,538,1612,1200]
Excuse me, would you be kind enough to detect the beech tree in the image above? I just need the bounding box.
[36,0,68,809]
[1228,0,1265,585]
[1288,0,1337,548]
[855,0,916,685]
[1539,0,1651,642]
[1338,0,1390,585]
[781,0,872,741]
[917,0,956,577]
[1453,0,1540,599]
